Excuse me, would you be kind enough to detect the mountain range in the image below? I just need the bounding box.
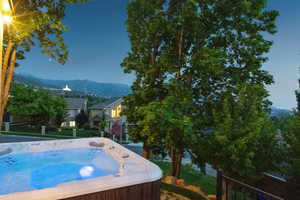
[13,74,131,98]
[13,74,292,116]
[271,107,292,117]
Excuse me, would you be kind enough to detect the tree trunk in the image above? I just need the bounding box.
[171,148,176,176]
[216,170,224,200]
[171,148,183,179]
[0,45,17,130]
[1,40,13,91]
[175,151,182,178]
[142,143,151,159]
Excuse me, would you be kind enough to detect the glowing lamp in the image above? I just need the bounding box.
[3,1,10,12]
[3,15,12,24]
[79,166,94,177]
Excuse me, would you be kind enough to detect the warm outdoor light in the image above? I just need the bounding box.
[2,0,10,12]
[3,15,12,24]
[1,0,12,24]
[0,0,13,128]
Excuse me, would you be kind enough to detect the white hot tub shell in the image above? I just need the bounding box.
[0,137,162,200]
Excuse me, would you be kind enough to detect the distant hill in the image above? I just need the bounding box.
[14,74,293,112]
[14,74,131,98]
[41,79,131,98]
[13,74,59,89]
[271,107,292,117]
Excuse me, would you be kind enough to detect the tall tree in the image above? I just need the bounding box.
[186,0,278,179]
[192,85,280,179]
[137,85,195,178]
[123,0,278,179]
[122,0,168,158]
[283,114,300,183]
[282,81,300,183]
[0,0,86,127]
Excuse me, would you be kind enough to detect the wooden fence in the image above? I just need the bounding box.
[217,171,299,200]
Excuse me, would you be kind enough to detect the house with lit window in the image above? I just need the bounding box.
[104,98,123,119]
[62,98,88,127]
[89,98,126,133]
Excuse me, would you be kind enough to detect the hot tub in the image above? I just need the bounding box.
[0,137,162,200]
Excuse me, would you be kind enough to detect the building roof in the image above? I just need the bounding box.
[89,102,108,110]
[105,98,123,109]
[50,89,67,96]
[65,98,87,110]
[89,98,123,110]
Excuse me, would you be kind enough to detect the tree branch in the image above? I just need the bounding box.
[177,26,184,78]
[1,40,14,95]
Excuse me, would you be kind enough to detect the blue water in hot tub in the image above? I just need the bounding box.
[0,148,119,195]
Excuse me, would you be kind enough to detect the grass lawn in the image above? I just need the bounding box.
[161,183,207,200]
[153,159,216,195]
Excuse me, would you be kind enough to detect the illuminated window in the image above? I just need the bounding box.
[112,109,117,118]
[112,105,122,118]
[69,121,76,127]
[117,105,122,117]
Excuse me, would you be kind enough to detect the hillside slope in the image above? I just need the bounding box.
[14,74,131,97]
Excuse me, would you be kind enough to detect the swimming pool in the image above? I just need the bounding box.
[0,138,162,200]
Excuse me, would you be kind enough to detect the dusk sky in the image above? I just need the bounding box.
[15,0,300,109]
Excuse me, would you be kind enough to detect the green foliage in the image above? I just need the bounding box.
[9,0,87,64]
[135,84,195,158]
[99,114,107,133]
[87,96,106,108]
[271,114,291,130]
[192,85,280,179]
[8,84,66,125]
[122,0,168,148]
[282,83,300,183]
[75,110,89,128]
[123,0,279,180]
[54,111,69,127]
[283,114,300,183]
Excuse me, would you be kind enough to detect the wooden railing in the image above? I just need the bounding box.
[217,171,285,200]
